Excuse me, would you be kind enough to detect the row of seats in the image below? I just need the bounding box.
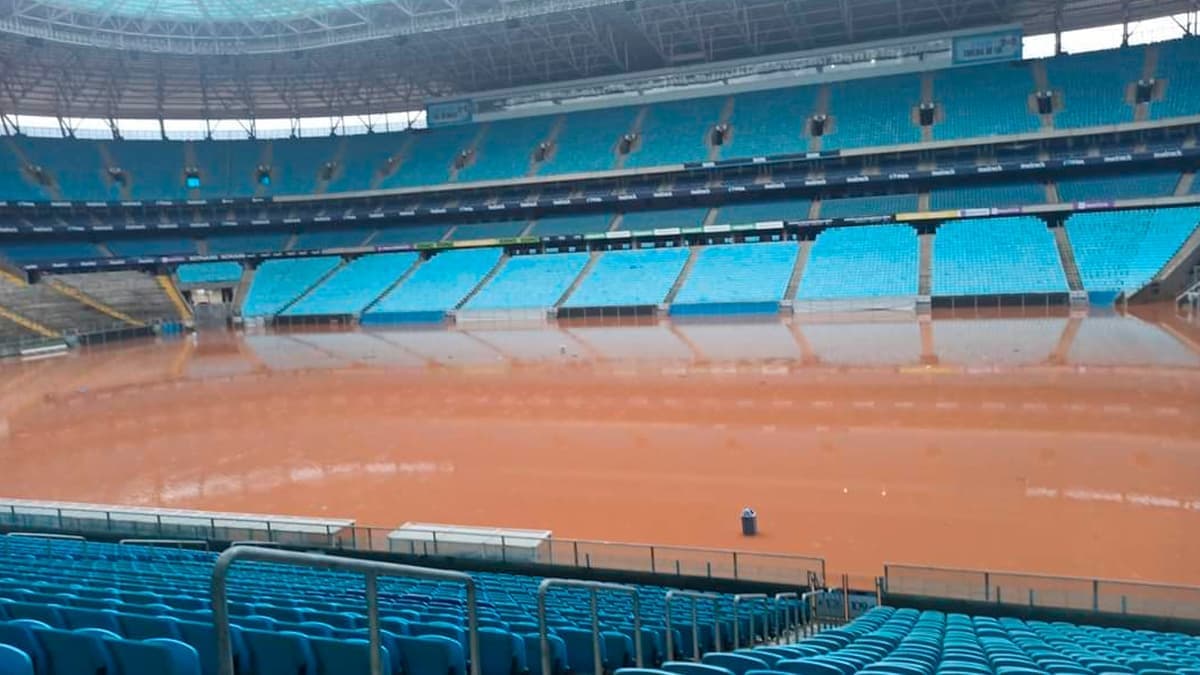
[796,226,918,300]
[4,39,1200,200]
[932,217,1069,296]
[1066,207,1200,294]
[240,257,342,318]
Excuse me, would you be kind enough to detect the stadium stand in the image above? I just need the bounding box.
[11,137,116,203]
[205,233,291,255]
[539,107,638,175]
[824,75,922,149]
[447,221,530,241]
[191,139,268,199]
[671,241,798,313]
[624,96,728,168]
[1055,171,1181,202]
[1066,207,1200,294]
[0,277,116,331]
[528,213,614,237]
[176,262,243,285]
[619,208,711,231]
[383,126,479,189]
[713,199,812,225]
[928,182,1046,210]
[457,116,554,182]
[724,86,817,159]
[292,228,375,250]
[49,271,179,322]
[562,247,691,308]
[266,137,338,195]
[105,237,198,257]
[105,139,188,200]
[819,194,919,219]
[326,135,403,192]
[283,252,420,317]
[1044,47,1144,128]
[932,217,1069,296]
[364,247,504,322]
[462,252,590,312]
[0,142,51,201]
[241,256,342,318]
[796,225,919,300]
[0,242,103,264]
[1149,37,1200,121]
[933,62,1039,140]
[372,226,452,246]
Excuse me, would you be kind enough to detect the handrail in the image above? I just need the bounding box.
[212,546,480,675]
[118,538,209,550]
[773,592,801,643]
[537,578,643,675]
[5,532,86,540]
[883,562,1200,592]
[664,589,723,660]
[731,593,769,649]
[800,589,826,636]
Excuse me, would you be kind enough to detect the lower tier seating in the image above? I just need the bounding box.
[932,217,1069,296]
[796,225,918,300]
[364,247,504,320]
[562,247,690,308]
[241,257,342,318]
[283,252,420,317]
[672,241,798,309]
[463,252,591,311]
[1066,207,1200,294]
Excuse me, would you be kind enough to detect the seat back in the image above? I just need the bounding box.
[5,603,64,628]
[242,629,316,675]
[662,662,737,675]
[0,621,49,675]
[107,637,203,675]
[309,636,392,675]
[523,633,568,675]
[0,643,34,675]
[60,608,122,633]
[703,653,768,675]
[33,627,118,675]
[120,614,182,641]
[176,620,249,675]
[398,634,467,675]
[479,627,525,675]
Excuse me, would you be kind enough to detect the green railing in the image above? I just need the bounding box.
[883,563,1200,620]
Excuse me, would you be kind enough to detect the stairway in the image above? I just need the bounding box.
[157,275,193,321]
[1176,172,1195,197]
[276,259,348,315]
[784,240,812,301]
[361,257,425,316]
[663,247,702,305]
[0,302,57,338]
[454,255,508,310]
[1052,226,1084,292]
[555,251,602,307]
[918,233,934,296]
[615,107,651,170]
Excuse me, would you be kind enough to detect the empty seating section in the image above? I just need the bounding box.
[0,278,116,331]
[458,116,554,182]
[0,537,784,675]
[383,126,479,188]
[284,252,419,317]
[797,225,918,299]
[105,140,188,200]
[1,242,102,264]
[0,141,51,201]
[177,262,243,285]
[241,256,342,318]
[820,194,918,219]
[540,107,636,175]
[624,97,727,168]
[1150,38,1200,120]
[724,86,817,158]
[373,225,451,246]
[933,62,1039,139]
[205,233,289,255]
[714,199,812,225]
[192,140,267,199]
[672,242,798,307]
[529,213,614,237]
[292,228,374,250]
[366,247,503,318]
[1066,207,1200,293]
[464,252,590,310]
[928,182,1045,210]
[51,271,179,321]
[825,75,922,149]
[619,208,711,231]
[266,137,340,195]
[13,137,116,202]
[563,248,690,308]
[448,221,530,241]
[328,135,405,192]
[1056,171,1180,202]
[105,237,198,257]
[933,216,1068,295]
[1046,47,1143,128]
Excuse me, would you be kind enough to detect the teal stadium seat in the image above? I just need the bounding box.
[205,233,290,255]
[624,96,727,169]
[796,225,919,300]
[1150,37,1200,120]
[619,207,711,231]
[724,86,818,159]
[928,183,1045,210]
[671,242,798,313]
[824,75,922,149]
[1056,172,1180,202]
[176,262,243,285]
[1066,207,1200,294]
[714,199,812,225]
[1045,47,1144,128]
[563,247,690,309]
[107,237,198,257]
[364,247,504,322]
[932,217,1068,296]
[820,194,918,219]
[241,256,342,318]
[0,643,33,675]
[540,107,638,175]
[283,252,419,317]
[458,116,555,183]
[933,62,1039,140]
[528,213,614,237]
[448,221,531,241]
[463,252,590,311]
[291,227,374,250]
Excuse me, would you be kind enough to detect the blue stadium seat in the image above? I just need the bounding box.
[242,629,317,675]
[824,75,922,149]
[463,252,590,312]
[176,262,243,285]
[364,247,504,321]
[119,614,182,641]
[724,87,817,159]
[703,652,769,675]
[796,225,918,301]
[59,607,122,633]
[107,637,203,675]
[397,634,466,675]
[309,636,393,675]
[241,256,342,318]
[671,242,798,312]
[662,661,736,675]
[479,627,526,675]
[1066,207,1200,294]
[523,633,568,675]
[932,217,1069,296]
[0,621,49,675]
[34,627,119,675]
[0,643,33,675]
[175,619,250,675]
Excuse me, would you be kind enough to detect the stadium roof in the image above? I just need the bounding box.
[0,0,1192,120]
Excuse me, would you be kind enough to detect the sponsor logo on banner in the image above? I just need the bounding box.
[426,99,475,127]
[952,29,1023,64]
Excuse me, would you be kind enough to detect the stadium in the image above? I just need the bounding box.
[1,0,1200,671]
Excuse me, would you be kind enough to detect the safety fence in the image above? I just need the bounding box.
[883,563,1200,620]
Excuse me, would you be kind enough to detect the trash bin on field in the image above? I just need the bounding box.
[741,507,758,536]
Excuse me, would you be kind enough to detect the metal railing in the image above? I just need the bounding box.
[883,563,1200,620]
[731,593,769,649]
[664,590,723,660]
[537,579,643,675]
[212,546,480,675]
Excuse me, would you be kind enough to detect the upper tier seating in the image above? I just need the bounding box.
[796,225,919,300]
[723,86,817,159]
[933,62,1039,140]
[205,233,290,255]
[457,116,555,183]
[192,139,268,199]
[12,137,117,202]
[283,252,420,317]
[1056,171,1180,202]
[562,248,690,308]
[266,137,339,195]
[932,216,1069,296]
[0,141,52,201]
[539,107,637,175]
[326,134,405,193]
[1066,207,1200,293]
[105,237,198,257]
[1,242,103,264]
[928,182,1045,210]
[714,199,812,225]
[1045,47,1144,128]
[624,97,727,169]
[106,139,189,200]
[383,125,479,189]
[50,271,179,321]
[372,225,451,246]
[366,247,504,318]
[463,252,590,311]
[1150,37,1200,121]
[820,194,919,219]
[292,228,375,250]
[176,262,243,285]
[619,208,711,231]
[528,214,614,237]
[824,75,922,149]
[672,241,798,307]
[241,256,342,318]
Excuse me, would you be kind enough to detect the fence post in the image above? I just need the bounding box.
[984,572,991,602]
[650,546,656,574]
[573,541,579,567]
[432,530,439,555]
[500,535,507,563]
[732,552,739,580]
[1092,579,1099,611]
